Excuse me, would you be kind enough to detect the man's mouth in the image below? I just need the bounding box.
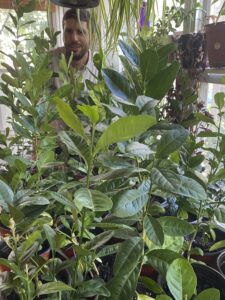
[69,44,81,52]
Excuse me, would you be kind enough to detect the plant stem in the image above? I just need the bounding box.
[187,201,203,261]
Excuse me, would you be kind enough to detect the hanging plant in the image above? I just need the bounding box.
[50,0,100,8]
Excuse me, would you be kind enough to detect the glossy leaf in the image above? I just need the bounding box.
[156,128,189,158]
[102,68,135,101]
[74,188,113,211]
[59,131,91,166]
[151,168,207,200]
[146,62,180,100]
[37,282,74,296]
[78,104,99,124]
[195,288,220,300]
[0,180,14,211]
[74,279,110,297]
[156,296,173,300]
[166,258,197,300]
[43,224,56,252]
[147,249,182,278]
[119,40,139,66]
[144,215,164,246]
[113,237,143,276]
[96,115,156,152]
[140,49,159,85]
[105,238,143,300]
[112,189,148,217]
[126,142,152,158]
[54,97,86,138]
[139,276,163,294]
[159,216,195,237]
[215,92,225,110]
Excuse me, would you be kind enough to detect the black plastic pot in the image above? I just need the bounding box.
[193,263,225,299]
[158,263,225,299]
[217,250,225,276]
[50,0,100,8]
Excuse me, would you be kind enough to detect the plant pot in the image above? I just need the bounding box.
[158,263,225,299]
[177,32,207,69]
[217,250,225,276]
[38,240,51,261]
[193,263,225,299]
[50,0,100,8]
[141,264,158,281]
[0,224,10,237]
[205,22,225,67]
[0,239,11,272]
[188,228,225,268]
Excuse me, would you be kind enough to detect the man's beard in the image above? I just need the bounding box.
[65,43,89,62]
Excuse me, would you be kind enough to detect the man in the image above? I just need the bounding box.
[52,8,97,89]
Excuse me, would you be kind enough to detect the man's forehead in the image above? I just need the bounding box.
[63,18,88,30]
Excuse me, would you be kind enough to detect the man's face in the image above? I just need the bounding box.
[63,18,90,61]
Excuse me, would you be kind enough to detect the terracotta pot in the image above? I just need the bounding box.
[141,264,158,281]
[50,0,100,8]
[205,22,225,67]
[38,240,51,261]
[0,224,10,237]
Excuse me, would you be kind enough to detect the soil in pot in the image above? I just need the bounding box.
[186,228,225,268]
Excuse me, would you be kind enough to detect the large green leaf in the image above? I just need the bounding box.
[0,180,14,211]
[126,142,152,159]
[147,249,182,278]
[90,167,149,182]
[144,215,164,246]
[146,62,180,100]
[156,295,173,300]
[112,189,148,217]
[54,97,86,138]
[43,224,57,252]
[119,40,139,66]
[74,188,113,211]
[37,282,74,296]
[85,230,114,251]
[74,279,110,297]
[105,237,143,300]
[113,237,143,276]
[195,288,220,300]
[151,168,207,201]
[158,216,195,237]
[102,68,135,101]
[166,258,197,300]
[215,92,225,110]
[59,131,91,167]
[140,49,159,86]
[78,104,99,124]
[96,115,156,152]
[156,128,189,158]
[17,196,49,208]
[138,295,155,300]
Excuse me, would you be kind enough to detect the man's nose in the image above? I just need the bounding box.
[71,31,79,42]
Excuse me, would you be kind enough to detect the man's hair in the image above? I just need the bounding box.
[62,9,90,28]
